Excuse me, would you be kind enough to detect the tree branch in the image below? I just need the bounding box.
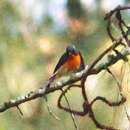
[0,44,129,113]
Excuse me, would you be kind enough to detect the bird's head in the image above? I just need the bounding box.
[66,45,79,56]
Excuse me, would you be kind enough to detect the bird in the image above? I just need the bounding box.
[48,45,85,85]
[44,45,85,121]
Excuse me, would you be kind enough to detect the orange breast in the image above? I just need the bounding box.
[64,54,81,71]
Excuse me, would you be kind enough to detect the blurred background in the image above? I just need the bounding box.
[0,0,130,130]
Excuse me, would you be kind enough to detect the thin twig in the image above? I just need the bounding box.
[44,96,60,121]
[16,106,23,116]
[60,88,79,130]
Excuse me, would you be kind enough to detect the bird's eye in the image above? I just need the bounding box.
[68,52,72,55]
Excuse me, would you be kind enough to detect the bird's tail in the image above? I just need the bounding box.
[46,73,57,89]
[44,72,60,121]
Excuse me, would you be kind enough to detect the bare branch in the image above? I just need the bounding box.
[0,43,129,113]
[104,5,130,20]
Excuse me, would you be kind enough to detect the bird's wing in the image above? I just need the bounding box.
[79,52,85,70]
[53,52,68,74]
